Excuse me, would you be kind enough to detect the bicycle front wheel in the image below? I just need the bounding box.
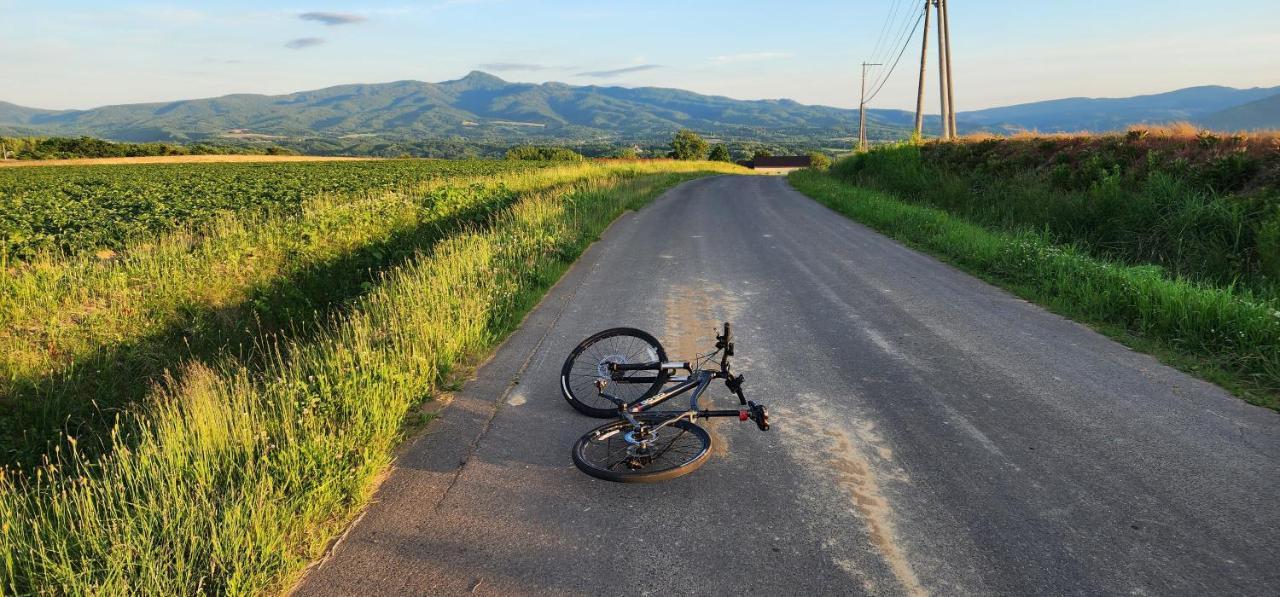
[572,419,712,483]
[560,327,669,418]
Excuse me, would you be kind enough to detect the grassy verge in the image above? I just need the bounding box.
[830,140,1280,295]
[789,169,1280,411]
[0,162,731,467]
[0,165,737,593]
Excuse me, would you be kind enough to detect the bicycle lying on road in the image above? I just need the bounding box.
[560,322,770,482]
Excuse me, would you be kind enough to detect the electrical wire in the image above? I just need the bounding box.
[864,6,925,105]
[867,0,909,67]
[866,1,926,95]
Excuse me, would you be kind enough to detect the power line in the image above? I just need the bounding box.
[866,3,926,99]
[867,0,909,68]
[864,7,925,105]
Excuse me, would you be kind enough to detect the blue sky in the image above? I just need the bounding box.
[3,0,1278,112]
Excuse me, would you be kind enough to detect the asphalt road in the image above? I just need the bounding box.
[295,175,1280,596]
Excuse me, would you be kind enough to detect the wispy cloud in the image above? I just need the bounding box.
[576,64,662,78]
[479,62,551,72]
[709,51,793,65]
[285,37,325,49]
[299,11,367,26]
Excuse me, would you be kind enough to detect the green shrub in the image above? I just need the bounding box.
[669,130,709,161]
[503,145,585,161]
[807,152,831,170]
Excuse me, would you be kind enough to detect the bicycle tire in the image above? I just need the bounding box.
[560,327,669,418]
[572,419,712,483]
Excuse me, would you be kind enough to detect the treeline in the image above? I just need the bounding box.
[504,145,585,161]
[0,136,295,160]
[0,133,840,162]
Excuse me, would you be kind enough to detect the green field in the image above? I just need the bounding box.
[0,159,552,258]
[0,158,743,593]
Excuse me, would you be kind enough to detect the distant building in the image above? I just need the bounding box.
[745,156,811,174]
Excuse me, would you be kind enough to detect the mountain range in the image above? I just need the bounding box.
[961,85,1280,133]
[1,72,1277,148]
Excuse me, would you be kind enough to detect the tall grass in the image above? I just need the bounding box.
[790,169,1280,410]
[831,141,1280,295]
[0,164,738,594]
[0,162,737,467]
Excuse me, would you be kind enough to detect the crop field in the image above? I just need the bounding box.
[0,159,549,258]
[0,157,743,593]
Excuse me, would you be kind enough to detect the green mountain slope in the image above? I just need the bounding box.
[1,72,928,144]
[957,85,1280,133]
[7,73,1269,145]
[1197,93,1280,131]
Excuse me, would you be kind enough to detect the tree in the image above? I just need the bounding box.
[708,144,732,162]
[751,149,773,161]
[613,146,640,159]
[807,152,831,170]
[669,129,709,160]
[505,145,584,161]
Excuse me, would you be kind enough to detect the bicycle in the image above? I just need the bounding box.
[560,322,770,482]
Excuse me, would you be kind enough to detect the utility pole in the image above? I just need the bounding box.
[934,0,950,139]
[941,0,957,136]
[859,61,882,150]
[913,0,932,137]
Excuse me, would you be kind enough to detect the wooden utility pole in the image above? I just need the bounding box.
[940,0,957,137]
[859,61,882,150]
[934,0,950,139]
[913,0,932,137]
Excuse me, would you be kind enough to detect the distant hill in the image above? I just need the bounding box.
[0,72,934,145]
[1198,93,1280,131]
[3,75,1275,148]
[957,85,1280,133]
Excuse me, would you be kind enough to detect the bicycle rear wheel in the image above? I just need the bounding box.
[572,419,712,483]
[560,328,669,418]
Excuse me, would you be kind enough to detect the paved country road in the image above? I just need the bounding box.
[295,176,1280,596]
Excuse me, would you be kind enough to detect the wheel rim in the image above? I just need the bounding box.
[565,334,661,410]
[576,420,710,478]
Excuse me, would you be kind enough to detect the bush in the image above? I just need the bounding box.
[669,130,709,160]
[808,152,831,170]
[708,144,732,162]
[504,145,585,161]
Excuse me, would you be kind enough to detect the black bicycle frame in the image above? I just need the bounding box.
[608,362,746,418]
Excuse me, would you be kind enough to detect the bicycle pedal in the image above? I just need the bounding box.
[748,402,770,431]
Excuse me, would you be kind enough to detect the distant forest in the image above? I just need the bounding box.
[0,135,832,162]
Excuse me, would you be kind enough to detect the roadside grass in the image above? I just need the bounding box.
[831,141,1280,295]
[0,162,736,468]
[789,170,1280,411]
[0,165,738,594]
[0,164,598,466]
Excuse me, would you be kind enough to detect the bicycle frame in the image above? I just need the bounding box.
[603,361,748,431]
